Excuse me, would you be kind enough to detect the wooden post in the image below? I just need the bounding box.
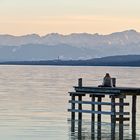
[119,97,124,140]
[78,78,82,87]
[111,96,116,140]
[78,95,82,133]
[91,95,95,138]
[78,95,82,121]
[132,95,137,140]
[112,78,116,87]
[71,95,75,132]
[97,96,102,140]
[77,79,83,138]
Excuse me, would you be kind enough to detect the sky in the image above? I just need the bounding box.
[0,0,140,35]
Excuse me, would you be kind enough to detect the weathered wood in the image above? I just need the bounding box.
[132,95,137,140]
[69,92,86,96]
[78,121,82,139]
[74,86,140,95]
[119,98,124,140]
[78,95,82,138]
[91,95,95,138]
[75,87,121,94]
[110,94,126,98]
[68,109,129,115]
[78,78,82,87]
[68,83,140,139]
[112,78,116,87]
[71,95,75,132]
[78,96,82,121]
[111,96,116,140]
[69,100,129,106]
[97,97,102,139]
[116,117,130,121]
[70,91,117,96]
[70,93,86,96]
[89,95,105,97]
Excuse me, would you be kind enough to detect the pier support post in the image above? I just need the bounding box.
[78,95,82,134]
[97,96,102,140]
[78,78,83,121]
[77,78,83,136]
[71,95,75,132]
[119,97,124,140]
[91,95,95,138]
[110,95,116,140]
[78,95,82,121]
[132,95,137,140]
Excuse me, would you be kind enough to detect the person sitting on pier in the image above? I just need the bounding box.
[98,73,112,87]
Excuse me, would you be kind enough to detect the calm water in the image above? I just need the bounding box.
[0,65,140,140]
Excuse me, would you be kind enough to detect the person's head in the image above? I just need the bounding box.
[105,73,110,77]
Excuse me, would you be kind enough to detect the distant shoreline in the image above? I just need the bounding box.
[0,63,139,67]
[0,61,97,66]
[1,54,140,67]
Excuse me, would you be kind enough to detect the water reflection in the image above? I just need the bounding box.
[69,120,139,140]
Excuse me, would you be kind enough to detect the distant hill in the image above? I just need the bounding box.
[85,55,140,66]
[0,30,140,61]
[1,55,140,67]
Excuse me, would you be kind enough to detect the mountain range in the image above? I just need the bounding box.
[0,29,140,61]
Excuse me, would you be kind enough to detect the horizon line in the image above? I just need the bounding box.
[0,29,139,37]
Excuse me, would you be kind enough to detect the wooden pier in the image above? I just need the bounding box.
[68,78,140,140]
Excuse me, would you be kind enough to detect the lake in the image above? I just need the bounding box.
[0,65,140,140]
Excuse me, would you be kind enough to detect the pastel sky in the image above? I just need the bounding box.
[0,0,140,35]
